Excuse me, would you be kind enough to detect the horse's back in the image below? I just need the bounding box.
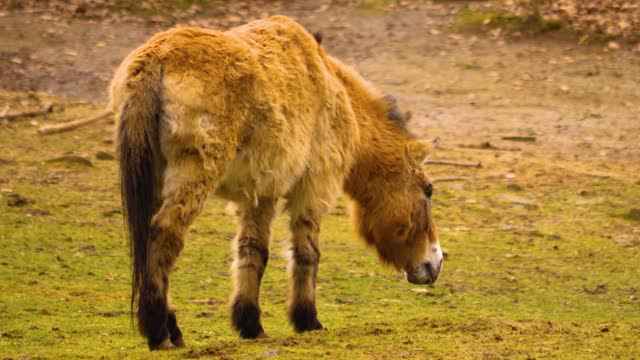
[111,16,358,205]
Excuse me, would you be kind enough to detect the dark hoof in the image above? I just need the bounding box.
[172,336,186,348]
[244,329,267,339]
[290,303,325,333]
[149,338,174,351]
[167,312,184,348]
[232,299,265,339]
[295,318,325,333]
[239,325,266,339]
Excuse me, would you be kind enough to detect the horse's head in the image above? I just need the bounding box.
[353,137,443,285]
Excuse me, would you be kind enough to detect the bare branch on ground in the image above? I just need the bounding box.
[38,109,113,135]
[457,142,522,152]
[432,177,471,183]
[501,136,536,142]
[0,103,53,121]
[425,159,482,168]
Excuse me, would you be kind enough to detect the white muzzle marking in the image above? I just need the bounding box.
[405,241,444,285]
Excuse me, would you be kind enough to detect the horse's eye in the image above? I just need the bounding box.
[424,183,433,199]
[396,226,406,238]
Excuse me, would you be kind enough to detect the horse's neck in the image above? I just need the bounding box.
[331,59,408,204]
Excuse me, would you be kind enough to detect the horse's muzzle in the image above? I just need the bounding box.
[405,258,443,285]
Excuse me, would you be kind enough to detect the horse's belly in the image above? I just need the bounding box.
[214,144,309,203]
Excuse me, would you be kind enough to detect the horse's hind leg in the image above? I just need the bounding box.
[139,162,210,350]
[231,198,276,338]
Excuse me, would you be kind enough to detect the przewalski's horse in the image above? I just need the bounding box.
[110,15,443,350]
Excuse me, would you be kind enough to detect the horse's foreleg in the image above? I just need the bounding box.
[287,214,324,332]
[231,199,276,338]
[139,161,210,350]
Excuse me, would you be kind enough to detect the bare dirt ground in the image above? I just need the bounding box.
[2,0,639,169]
[1,1,639,358]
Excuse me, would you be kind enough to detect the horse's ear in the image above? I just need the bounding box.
[422,136,440,163]
[405,140,429,168]
[406,137,440,168]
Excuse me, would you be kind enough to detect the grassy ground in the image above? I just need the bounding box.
[1,0,640,358]
[0,91,638,359]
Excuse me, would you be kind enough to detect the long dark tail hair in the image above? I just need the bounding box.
[115,56,162,323]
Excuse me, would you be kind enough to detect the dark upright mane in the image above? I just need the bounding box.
[383,95,412,135]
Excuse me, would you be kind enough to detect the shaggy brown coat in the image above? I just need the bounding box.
[111,15,441,350]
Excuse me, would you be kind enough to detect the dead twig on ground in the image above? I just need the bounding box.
[501,136,536,142]
[425,159,482,168]
[0,102,53,121]
[432,177,471,183]
[457,142,521,152]
[38,109,113,135]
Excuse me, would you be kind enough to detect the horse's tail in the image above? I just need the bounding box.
[114,53,163,320]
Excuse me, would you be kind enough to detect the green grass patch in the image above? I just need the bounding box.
[457,61,482,70]
[165,0,218,10]
[357,0,397,9]
[454,8,566,34]
[100,0,222,18]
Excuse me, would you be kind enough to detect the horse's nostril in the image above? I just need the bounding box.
[424,261,436,280]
